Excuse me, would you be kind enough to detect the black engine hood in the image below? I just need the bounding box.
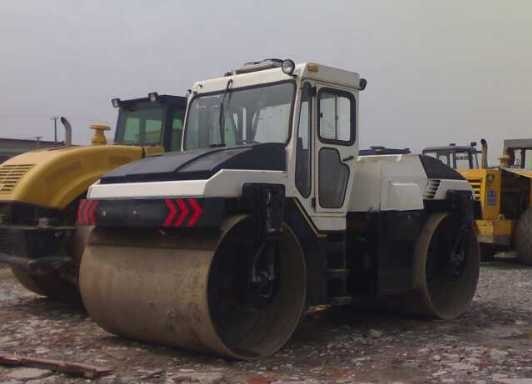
[100,143,286,184]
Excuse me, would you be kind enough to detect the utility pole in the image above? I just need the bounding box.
[50,116,59,143]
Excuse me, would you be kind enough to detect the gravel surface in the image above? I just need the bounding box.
[0,261,531,384]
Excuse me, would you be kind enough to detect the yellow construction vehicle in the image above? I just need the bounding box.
[423,139,532,264]
[0,93,186,300]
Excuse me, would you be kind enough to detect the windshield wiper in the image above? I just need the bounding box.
[218,79,233,147]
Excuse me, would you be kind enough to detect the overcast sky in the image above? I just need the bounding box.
[0,0,531,159]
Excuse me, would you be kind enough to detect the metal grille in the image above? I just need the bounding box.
[468,178,482,201]
[0,164,34,194]
[423,179,441,199]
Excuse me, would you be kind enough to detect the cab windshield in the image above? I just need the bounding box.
[455,151,479,169]
[423,150,479,169]
[115,102,164,145]
[184,81,295,150]
[507,148,532,169]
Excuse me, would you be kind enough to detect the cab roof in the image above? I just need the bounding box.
[116,95,186,109]
[422,145,479,153]
[503,138,532,151]
[192,61,361,94]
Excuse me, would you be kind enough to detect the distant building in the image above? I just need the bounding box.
[0,138,63,163]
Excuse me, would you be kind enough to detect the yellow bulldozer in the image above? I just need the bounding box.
[0,93,186,300]
[423,139,532,264]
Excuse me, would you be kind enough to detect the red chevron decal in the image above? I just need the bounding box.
[175,199,189,227]
[77,200,86,224]
[79,199,91,225]
[163,199,177,227]
[84,200,92,225]
[88,200,98,225]
[187,198,202,227]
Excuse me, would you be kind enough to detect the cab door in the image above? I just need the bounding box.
[313,84,357,214]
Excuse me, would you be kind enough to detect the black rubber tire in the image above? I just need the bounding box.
[515,207,532,266]
[10,226,91,303]
[11,268,80,303]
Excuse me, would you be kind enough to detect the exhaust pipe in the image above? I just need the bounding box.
[480,138,488,168]
[60,117,72,146]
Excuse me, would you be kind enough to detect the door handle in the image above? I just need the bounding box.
[342,155,354,162]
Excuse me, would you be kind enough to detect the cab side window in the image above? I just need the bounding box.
[318,90,355,144]
[116,103,164,145]
[123,118,141,143]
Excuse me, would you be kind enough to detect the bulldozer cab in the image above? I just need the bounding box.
[422,143,480,170]
[503,139,532,170]
[113,94,186,152]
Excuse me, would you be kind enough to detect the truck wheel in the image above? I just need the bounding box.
[11,268,80,303]
[515,207,532,266]
[10,226,91,303]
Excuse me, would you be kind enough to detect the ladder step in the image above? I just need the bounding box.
[324,235,349,303]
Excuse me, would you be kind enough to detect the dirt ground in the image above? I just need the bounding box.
[0,260,531,384]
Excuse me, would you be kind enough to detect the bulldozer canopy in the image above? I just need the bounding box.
[503,138,532,152]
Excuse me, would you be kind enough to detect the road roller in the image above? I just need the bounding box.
[0,94,186,301]
[79,59,480,359]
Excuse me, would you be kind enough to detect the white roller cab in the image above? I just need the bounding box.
[79,59,480,360]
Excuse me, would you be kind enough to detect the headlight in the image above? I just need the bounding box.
[148,92,159,102]
[281,59,295,75]
[358,78,368,91]
[111,98,120,108]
